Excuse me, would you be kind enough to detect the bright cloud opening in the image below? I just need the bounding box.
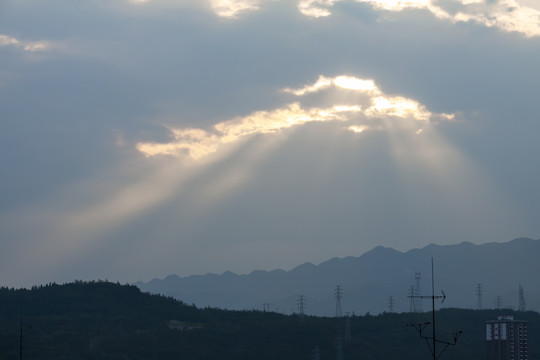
[138,75,455,159]
[137,102,361,159]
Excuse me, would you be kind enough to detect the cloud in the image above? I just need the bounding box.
[209,0,261,17]
[282,75,378,95]
[0,34,51,52]
[298,0,339,17]
[123,0,540,37]
[297,0,540,37]
[439,0,540,37]
[137,102,361,159]
[137,75,454,159]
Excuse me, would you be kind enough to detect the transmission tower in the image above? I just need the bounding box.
[494,296,502,310]
[476,284,483,310]
[415,272,423,312]
[335,285,343,318]
[298,295,306,323]
[344,312,351,342]
[335,335,344,360]
[409,286,417,312]
[407,258,462,360]
[518,284,526,312]
[387,296,395,313]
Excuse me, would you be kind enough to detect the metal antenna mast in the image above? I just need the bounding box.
[335,285,343,318]
[407,258,462,360]
[476,284,483,310]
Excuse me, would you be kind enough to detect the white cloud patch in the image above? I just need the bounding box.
[209,0,261,18]
[137,75,454,159]
[297,0,540,37]
[442,0,540,37]
[298,0,339,17]
[0,34,51,52]
[282,75,378,95]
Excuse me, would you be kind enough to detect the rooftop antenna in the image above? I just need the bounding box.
[476,284,483,310]
[335,285,343,318]
[407,258,462,360]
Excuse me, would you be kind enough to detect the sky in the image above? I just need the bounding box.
[1,0,540,288]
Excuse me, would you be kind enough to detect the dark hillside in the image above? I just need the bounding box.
[0,281,538,359]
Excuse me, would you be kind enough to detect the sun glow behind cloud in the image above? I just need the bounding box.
[137,75,455,160]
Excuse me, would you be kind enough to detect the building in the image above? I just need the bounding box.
[486,315,528,360]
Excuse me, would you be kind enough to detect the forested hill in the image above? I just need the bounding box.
[0,281,539,360]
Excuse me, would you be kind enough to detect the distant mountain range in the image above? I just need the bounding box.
[136,238,540,316]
